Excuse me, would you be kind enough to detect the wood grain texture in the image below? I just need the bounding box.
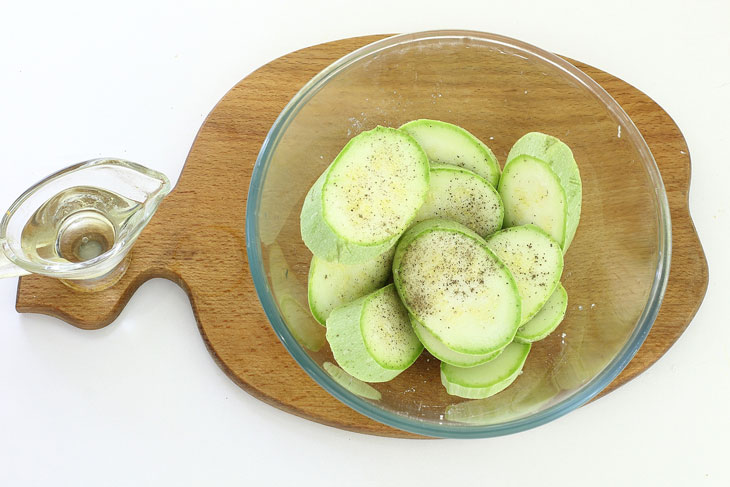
[15,35,708,438]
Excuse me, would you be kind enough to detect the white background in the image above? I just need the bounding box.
[1,1,728,485]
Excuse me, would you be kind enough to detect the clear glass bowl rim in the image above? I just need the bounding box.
[246,30,672,438]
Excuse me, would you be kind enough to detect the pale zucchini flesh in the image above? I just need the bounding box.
[485,225,564,326]
[411,315,502,368]
[414,164,503,237]
[300,171,398,265]
[300,126,430,264]
[326,284,422,382]
[441,341,531,399]
[506,132,582,251]
[498,155,568,248]
[515,282,568,343]
[361,285,424,369]
[393,218,521,355]
[307,246,394,325]
[399,119,501,187]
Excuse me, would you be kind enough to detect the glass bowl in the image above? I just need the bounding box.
[246,30,670,438]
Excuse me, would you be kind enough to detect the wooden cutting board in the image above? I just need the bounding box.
[15,35,708,438]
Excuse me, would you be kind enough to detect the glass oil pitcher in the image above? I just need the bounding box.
[0,158,170,291]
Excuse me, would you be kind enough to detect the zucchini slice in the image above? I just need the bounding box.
[411,315,503,368]
[498,154,568,248]
[515,282,568,343]
[326,284,422,382]
[300,126,430,264]
[441,341,531,399]
[506,132,582,251]
[393,218,521,355]
[307,246,394,325]
[485,225,563,326]
[399,119,500,187]
[414,164,503,237]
